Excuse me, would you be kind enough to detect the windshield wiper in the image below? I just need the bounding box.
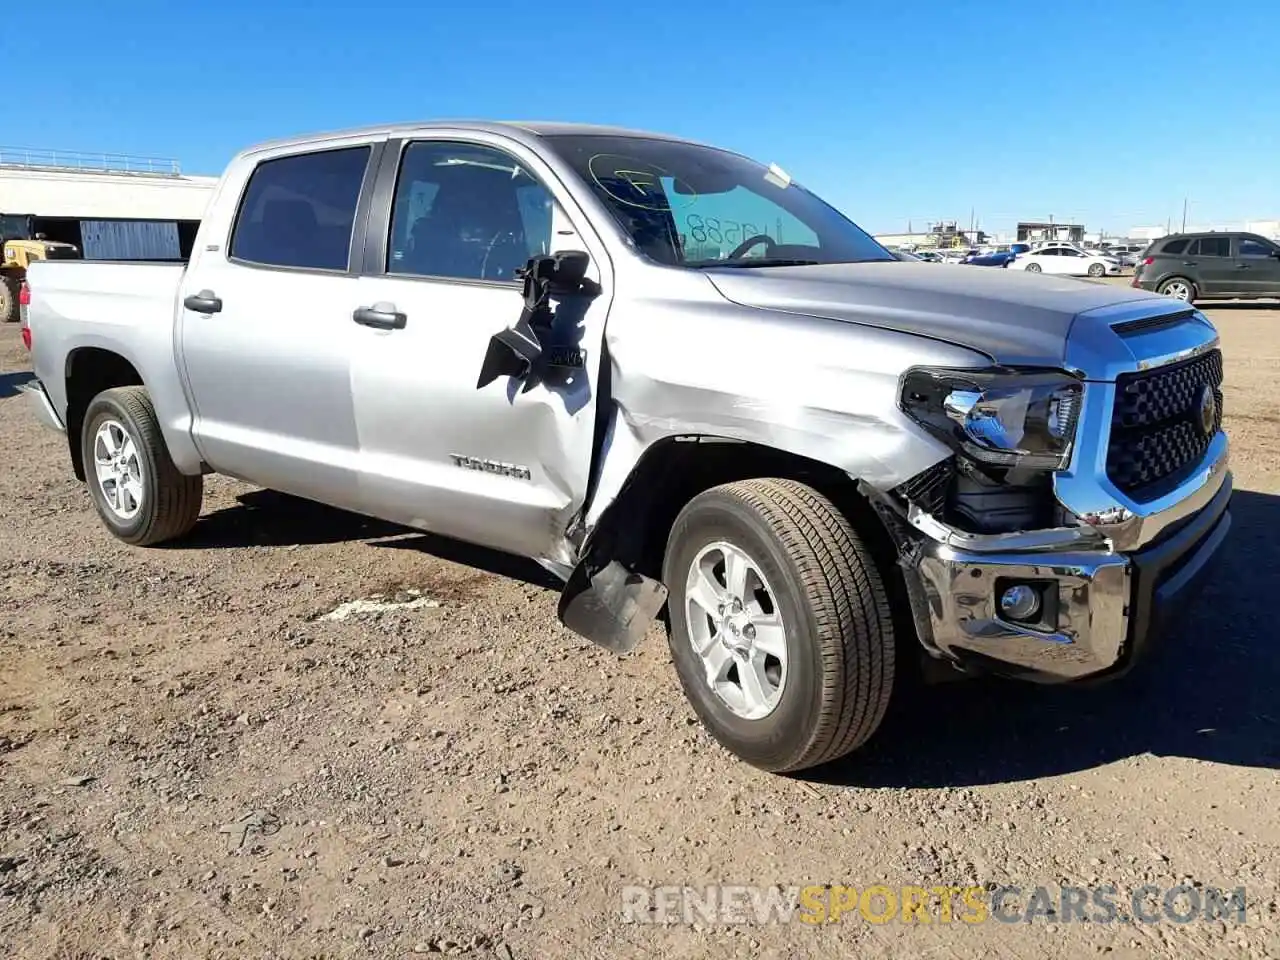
[691,257,821,269]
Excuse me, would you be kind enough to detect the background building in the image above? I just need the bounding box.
[0,147,215,259]
[876,220,986,249]
[1016,221,1085,244]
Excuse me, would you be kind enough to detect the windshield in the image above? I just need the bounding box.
[543,135,893,268]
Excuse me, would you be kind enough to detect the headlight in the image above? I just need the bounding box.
[899,367,1082,470]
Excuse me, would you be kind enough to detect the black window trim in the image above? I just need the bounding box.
[226,140,386,278]
[361,136,575,290]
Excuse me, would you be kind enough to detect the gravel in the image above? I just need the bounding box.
[2,300,1278,958]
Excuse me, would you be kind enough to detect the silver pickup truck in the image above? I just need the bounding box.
[20,121,1232,774]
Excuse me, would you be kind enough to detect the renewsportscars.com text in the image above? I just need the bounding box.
[620,883,1248,926]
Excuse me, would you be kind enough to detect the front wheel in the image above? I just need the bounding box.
[81,386,203,545]
[662,479,895,773]
[1088,262,1105,277]
[1024,262,1042,273]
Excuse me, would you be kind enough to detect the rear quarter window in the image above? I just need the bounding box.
[1159,238,1188,255]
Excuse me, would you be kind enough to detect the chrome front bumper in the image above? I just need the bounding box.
[18,378,66,433]
[906,468,1231,681]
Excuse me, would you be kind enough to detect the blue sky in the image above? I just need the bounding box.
[9,0,1279,234]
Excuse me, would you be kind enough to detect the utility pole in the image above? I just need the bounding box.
[1181,197,1188,232]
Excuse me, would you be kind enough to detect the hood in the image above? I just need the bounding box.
[704,261,1174,367]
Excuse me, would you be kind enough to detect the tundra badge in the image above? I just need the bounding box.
[449,455,532,480]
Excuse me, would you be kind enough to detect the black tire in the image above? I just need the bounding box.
[1025,262,1042,273]
[1088,262,1105,278]
[1157,276,1197,302]
[0,275,18,323]
[80,386,203,545]
[662,478,894,773]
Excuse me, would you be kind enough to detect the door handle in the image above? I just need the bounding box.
[352,303,406,330]
[183,290,222,314]
[1236,263,1251,269]
[1181,261,1197,267]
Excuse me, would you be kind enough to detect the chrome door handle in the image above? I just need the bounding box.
[352,303,406,330]
[183,290,222,314]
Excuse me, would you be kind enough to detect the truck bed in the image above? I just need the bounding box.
[25,259,190,447]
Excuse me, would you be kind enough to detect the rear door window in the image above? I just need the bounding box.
[230,146,372,271]
[1187,236,1230,257]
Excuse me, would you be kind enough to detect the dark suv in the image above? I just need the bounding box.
[1133,232,1280,303]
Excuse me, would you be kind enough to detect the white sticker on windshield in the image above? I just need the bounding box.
[764,163,792,189]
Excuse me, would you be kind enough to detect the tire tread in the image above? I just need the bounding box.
[88,386,202,545]
[681,478,894,772]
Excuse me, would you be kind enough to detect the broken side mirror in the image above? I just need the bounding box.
[475,251,597,390]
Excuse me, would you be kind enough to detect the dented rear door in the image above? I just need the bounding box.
[348,134,610,564]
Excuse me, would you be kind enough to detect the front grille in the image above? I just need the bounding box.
[1106,349,1224,498]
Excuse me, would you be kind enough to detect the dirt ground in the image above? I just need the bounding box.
[2,289,1279,960]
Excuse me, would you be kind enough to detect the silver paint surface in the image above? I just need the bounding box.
[24,119,1220,576]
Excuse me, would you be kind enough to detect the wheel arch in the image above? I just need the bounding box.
[64,346,146,481]
[587,434,895,581]
[557,433,908,653]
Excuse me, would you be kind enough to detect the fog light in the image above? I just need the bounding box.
[1000,584,1041,622]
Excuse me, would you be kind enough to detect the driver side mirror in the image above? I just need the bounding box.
[475,251,598,390]
[518,250,593,297]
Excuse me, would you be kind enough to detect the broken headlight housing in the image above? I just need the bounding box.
[899,367,1083,471]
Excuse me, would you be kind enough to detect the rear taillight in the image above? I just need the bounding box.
[1140,257,1153,267]
[19,280,31,349]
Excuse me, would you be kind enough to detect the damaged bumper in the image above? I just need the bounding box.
[896,450,1233,683]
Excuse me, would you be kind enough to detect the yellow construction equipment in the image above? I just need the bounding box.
[1,214,81,322]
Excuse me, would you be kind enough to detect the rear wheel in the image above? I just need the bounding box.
[662,479,895,773]
[1158,277,1196,302]
[0,275,18,323]
[1024,262,1042,273]
[80,386,203,545]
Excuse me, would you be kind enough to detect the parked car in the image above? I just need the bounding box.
[891,248,923,261]
[20,120,1232,775]
[1132,232,1280,302]
[912,250,944,263]
[1008,244,1121,277]
[961,250,1015,267]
